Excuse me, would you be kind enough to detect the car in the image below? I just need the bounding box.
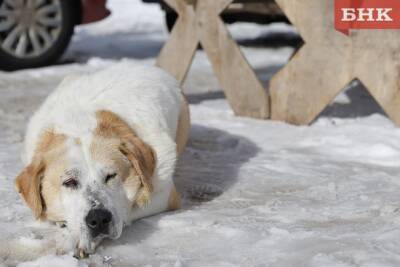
[142,0,288,32]
[0,0,110,71]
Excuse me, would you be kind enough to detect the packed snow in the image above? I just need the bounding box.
[1,0,400,266]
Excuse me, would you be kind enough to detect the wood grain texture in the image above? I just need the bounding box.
[271,0,400,125]
[156,0,198,83]
[156,0,269,119]
[197,0,269,118]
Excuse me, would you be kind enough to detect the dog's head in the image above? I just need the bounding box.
[15,110,155,255]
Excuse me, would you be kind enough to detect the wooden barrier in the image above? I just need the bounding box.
[157,0,400,126]
[157,0,269,119]
[271,0,400,125]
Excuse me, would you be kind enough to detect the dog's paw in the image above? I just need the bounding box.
[73,247,89,259]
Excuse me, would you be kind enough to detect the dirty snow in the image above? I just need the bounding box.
[1,0,400,266]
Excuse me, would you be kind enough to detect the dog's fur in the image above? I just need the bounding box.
[14,63,190,256]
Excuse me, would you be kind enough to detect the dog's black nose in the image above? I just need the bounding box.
[85,208,112,237]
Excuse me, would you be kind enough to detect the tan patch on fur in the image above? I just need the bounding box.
[168,185,181,211]
[90,137,130,178]
[35,130,66,155]
[95,110,156,207]
[15,129,66,220]
[15,158,45,219]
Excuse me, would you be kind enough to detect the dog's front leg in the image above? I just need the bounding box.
[0,225,76,264]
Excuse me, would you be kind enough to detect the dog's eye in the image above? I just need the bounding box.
[62,178,78,189]
[105,173,117,183]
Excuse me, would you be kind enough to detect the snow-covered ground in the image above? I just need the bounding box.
[1,1,400,266]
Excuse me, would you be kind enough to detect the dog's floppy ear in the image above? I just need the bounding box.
[15,157,45,219]
[119,135,156,207]
[96,110,156,207]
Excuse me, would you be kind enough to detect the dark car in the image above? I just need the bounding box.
[142,0,288,31]
[0,0,110,71]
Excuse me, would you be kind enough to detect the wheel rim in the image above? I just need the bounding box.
[0,0,62,59]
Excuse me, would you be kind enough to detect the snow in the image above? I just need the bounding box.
[1,0,400,266]
[18,255,82,267]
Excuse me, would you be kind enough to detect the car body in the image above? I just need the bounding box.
[81,0,110,24]
[142,0,288,31]
[0,0,110,71]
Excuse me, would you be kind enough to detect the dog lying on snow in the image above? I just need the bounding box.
[14,63,190,258]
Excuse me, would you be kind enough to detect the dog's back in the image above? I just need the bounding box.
[23,63,183,168]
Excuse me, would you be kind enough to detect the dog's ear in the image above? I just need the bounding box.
[119,133,156,208]
[96,110,156,208]
[15,157,45,219]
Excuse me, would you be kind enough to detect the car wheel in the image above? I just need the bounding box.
[0,0,77,71]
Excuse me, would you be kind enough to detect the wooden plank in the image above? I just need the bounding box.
[156,0,198,83]
[197,0,269,118]
[354,41,400,126]
[270,44,351,124]
[157,0,269,119]
[271,0,400,125]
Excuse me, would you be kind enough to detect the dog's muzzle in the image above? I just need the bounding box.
[85,208,113,238]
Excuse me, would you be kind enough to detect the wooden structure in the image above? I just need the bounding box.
[156,0,269,119]
[271,0,400,125]
[157,0,400,126]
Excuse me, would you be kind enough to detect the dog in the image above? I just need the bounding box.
[14,62,190,257]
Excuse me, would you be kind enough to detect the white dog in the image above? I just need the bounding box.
[14,63,190,258]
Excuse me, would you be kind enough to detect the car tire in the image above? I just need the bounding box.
[0,0,78,71]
